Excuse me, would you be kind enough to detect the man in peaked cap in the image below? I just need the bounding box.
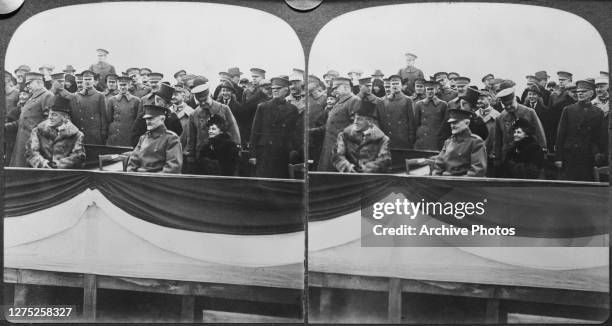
[287,73,305,114]
[379,74,416,150]
[493,84,547,172]
[413,79,448,151]
[432,106,487,177]
[592,77,609,117]
[317,76,362,171]
[213,71,234,101]
[4,70,20,164]
[63,65,76,76]
[333,100,391,173]
[238,68,270,148]
[371,69,385,81]
[397,52,425,96]
[410,77,426,102]
[440,86,489,145]
[131,82,183,147]
[475,89,501,175]
[88,48,116,92]
[434,72,458,102]
[448,72,460,91]
[140,68,152,88]
[104,73,119,100]
[555,80,608,181]
[168,85,196,155]
[8,72,55,167]
[185,78,240,174]
[523,85,553,149]
[174,70,187,86]
[249,77,300,178]
[25,96,85,169]
[322,70,340,90]
[105,76,141,147]
[127,104,183,174]
[14,65,31,91]
[447,76,471,111]
[242,67,266,103]
[227,67,245,102]
[546,71,575,150]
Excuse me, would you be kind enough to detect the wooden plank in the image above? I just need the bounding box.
[83,274,97,321]
[4,268,83,288]
[496,286,609,309]
[180,295,195,322]
[202,310,302,323]
[309,272,390,292]
[319,288,333,320]
[485,299,500,323]
[402,278,496,298]
[388,278,402,323]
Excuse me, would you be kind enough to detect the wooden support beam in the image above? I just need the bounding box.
[83,274,97,321]
[180,295,195,322]
[319,288,333,320]
[485,298,501,323]
[388,278,402,323]
[13,284,28,306]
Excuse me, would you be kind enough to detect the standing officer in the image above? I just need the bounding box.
[127,67,150,98]
[127,105,183,174]
[414,80,448,150]
[447,76,470,111]
[434,72,458,102]
[88,48,116,92]
[106,76,140,146]
[379,74,416,150]
[397,53,424,96]
[592,77,609,117]
[104,73,119,101]
[555,80,607,181]
[547,71,574,151]
[410,78,426,102]
[249,77,299,178]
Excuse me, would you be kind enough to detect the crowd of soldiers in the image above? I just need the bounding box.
[4,49,305,178]
[308,53,609,182]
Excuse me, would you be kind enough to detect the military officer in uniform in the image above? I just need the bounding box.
[555,80,608,181]
[249,77,299,178]
[322,70,340,91]
[547,71,574,151]
[88,48,116,92]
[174,69,187,87]
[414,80,448,150]
[592,77,609,117]
[104,73,119,100]
[127,67,150,98]
[379,74,416,150]
[432,108,487,177]
[127,104,183,174]
[410,78,426,102]
[447,76,471,111]
[434,72,458,102]
[106,76,140,146]
[397,53,424,96]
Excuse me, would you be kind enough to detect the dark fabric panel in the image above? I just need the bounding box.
[4,168,304,235]
[4,168,90,216]
[309,173,609,238]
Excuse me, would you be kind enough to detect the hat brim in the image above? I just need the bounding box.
[191,84,210,94]
[496,87,515,98]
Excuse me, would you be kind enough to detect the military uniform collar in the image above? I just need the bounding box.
[337,93,354,104]
[29,87,46,99]
[80,87,96,95]
[116,92,131,101]
[451,128,472,141]
[146,124,167,139]
[423,96,441,105]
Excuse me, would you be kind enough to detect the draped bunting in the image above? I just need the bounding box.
[309,173,609,238]
[4,168,304,235]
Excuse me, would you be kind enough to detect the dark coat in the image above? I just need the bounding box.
[25,120,85,169]
[198,132,239,176]
[547,90,574,151]
[249,97,299,178]
[186,99,240,160]
[127,124,183,174]
[5,87,20,165]
[432,129,487,177]
[60,88,108,145]
[397,66,424,95]
[414,97,448,150]
[106,93,140,147]
[333,124,391,173]
[494,104,547,163]
[317,93,361,171]
[130,93,183,147]
[525,98,554,150]
[380,92,416,149]
[89,61,116,91]
[9,88,55,167]
[239,89,269,148]
[555,102,607,181]
[501,136,544,179]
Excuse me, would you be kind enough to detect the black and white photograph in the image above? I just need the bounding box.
[3,2,305,322]
[307,3,609,323]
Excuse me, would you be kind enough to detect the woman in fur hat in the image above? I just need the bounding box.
[199,114,239,176]
[501,118,544,179]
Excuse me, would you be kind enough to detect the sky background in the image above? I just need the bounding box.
[6,2,304,88]
[310,3,608,91]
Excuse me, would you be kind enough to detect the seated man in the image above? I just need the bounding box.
[127,105,183,174]
[25,97,85,169]
[432,108,487,177]
[333,101,391,173]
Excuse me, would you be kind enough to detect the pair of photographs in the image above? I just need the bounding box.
[3,1,609,324]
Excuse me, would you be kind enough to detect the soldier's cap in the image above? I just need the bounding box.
[534,71,550,80]
[546,81,557,88]
[481,73,494,83]
[227,67,243,77]
[239,77,249,84]
[383,78,390,83]
[448,72,460,79]
[354,100,377,119]
[292,68,305,76]
[358,77,372,85]
[289,73,303,83]
[173,70,187,78]
[250,68,266,77]
[332,76,351,86]
[557,71,573,79]
[454,76,470,85]
[219,71,232,79]
[191,78,210,94]
[117,76,131,83]
[460,87,480,107]
[173,84,187,93]
[388,74,403,82]
[96,48,109,55]
[575,80,595,91]
[308,74,322,84]
[585,78,596,85]
[565,82,577,91]
[526,85,541,96]
[143,105,167,119]
[140,68,152,74]
[348,68,363,75]
[80,70,96,78]
[433,72,448,81]
[447,108,473,122]
[260,78,272,86]
[595,77,608,85]
[371,69,384,77]
[525,75,537,80]
[39,64,54,71]
[405,53,418,59]
[50,96,72,116]
[24,72,43,84]
[219,81,235,92]
[423,79,438,88]
[75,74,83,80]
[126,67,140,76]
[600,71,609,78]
[323,70,340,79]
[496,86,515,101]
[106,73,118,81]
[413,77,426,85]
[14,64,31,74]
[149,72,164,80]
[51,73,66,81]
[154,83,174,102]
[63,65,76,73]
[206,114,227,129]
[271,77,290,88]
[478,89,491,97]
[279,74,289,80]
[511,118,535,135]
